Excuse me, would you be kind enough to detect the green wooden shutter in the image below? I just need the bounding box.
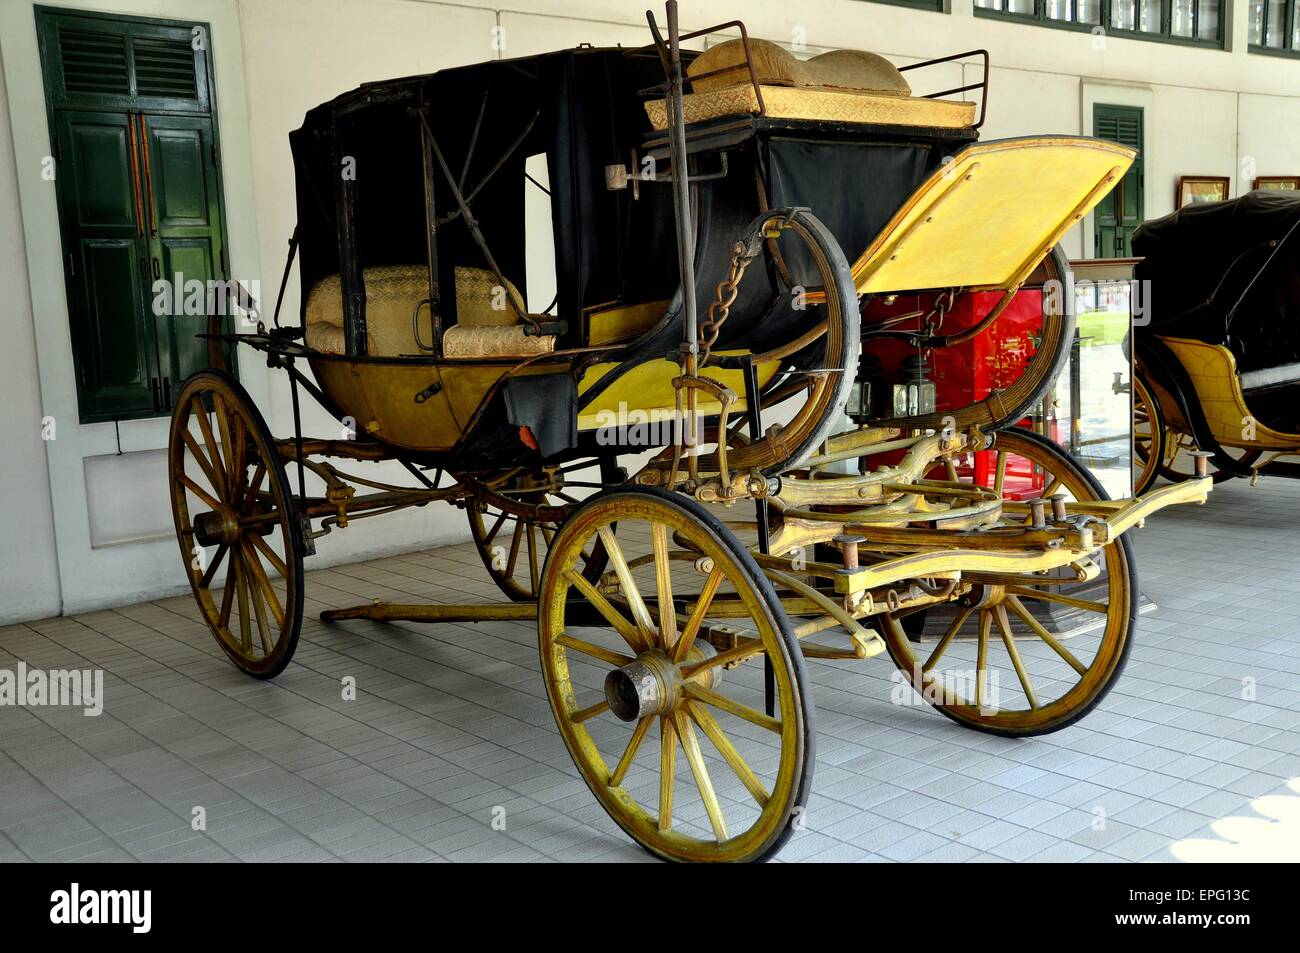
[1093,105,1144,258]
[36,6,230,423]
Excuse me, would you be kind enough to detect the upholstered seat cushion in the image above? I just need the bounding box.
[645,85,974,130]
[804,49,912,96]
[652,38,969,130]
[305,265,429,356]
[442,324,555,359]
[306,265,544,356]
[454,265,527,327]
[1240,361,1300,393]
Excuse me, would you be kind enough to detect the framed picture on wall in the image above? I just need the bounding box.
[1254,176,1300,192]
[1176,176,1230,208]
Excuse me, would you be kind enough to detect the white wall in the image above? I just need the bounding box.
[2,0,1299,624]
[0,46,61,624]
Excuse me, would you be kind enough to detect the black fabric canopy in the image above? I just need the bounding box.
[289,48,682,333]
[1133,191,1300,372]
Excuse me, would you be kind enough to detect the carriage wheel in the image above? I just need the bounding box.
[169,370,304,679]
[538,487,813,862]
[465,466,612,601]
[880,428,1136,736]
[1131,372,1164,495]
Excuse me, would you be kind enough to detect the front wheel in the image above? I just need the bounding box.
[538,487,813,862]
[168,370,304,678]
[880,427,1136,736]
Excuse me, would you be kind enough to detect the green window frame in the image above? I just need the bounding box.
[1248,0,1300,55]
[974,0,1224,47]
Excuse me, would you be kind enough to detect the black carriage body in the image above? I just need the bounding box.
[1134,191,1300,435]
[286,46,977,465]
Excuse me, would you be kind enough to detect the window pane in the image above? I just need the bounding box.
[1267,0,1286,45]
[1198,0,1220,40]
[1113,0,1138,29]
[1249,0,1264,44]
[1171,0,1194,35]
[1007,0,1035,14]
[974,0,1001,8]
[1294,3,1300,47]
[1046,0,1070,19]
[1078,0,1103,23]
[1139,0,1162,31]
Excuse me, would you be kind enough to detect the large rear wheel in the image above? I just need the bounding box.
[880,428,1136,736]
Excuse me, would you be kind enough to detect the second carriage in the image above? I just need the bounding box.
[168,6,1210,862]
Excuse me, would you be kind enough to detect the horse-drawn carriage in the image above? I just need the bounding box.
[1130,190,1300,492]
[168,4,1210,862]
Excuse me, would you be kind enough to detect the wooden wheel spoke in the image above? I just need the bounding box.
[555,634,633,667]
[609,716,653,788]
[598,526,656,639]
[1007,584,1107,614]
[1006,594,1088,676]
[483,509,508,547]
[217,555,236,629]
[181,430,223,494]
[235,552,252,653]
[673,710,728,842]
[178,474,222,511]
[213,394,239,491]
[244,549,274,654]
[672,567,725,663]
[198,543,229,589]
[685,682,781,733]
[687,700,769,807]
[241,540,286,629]
[975,609,992,710]
[658,715,676,832]
[923,605,973,674]
[239,463,267,513]
[527,523,540,595]
[563,570,650,652]
[191,397,228,499]
[570,699,609,724]
[651,523,677,650]
[249,531,288,579]
[505,520,525,578]
[995,604,1038,709]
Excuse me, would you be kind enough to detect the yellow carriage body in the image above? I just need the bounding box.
[1148,336,1300,451]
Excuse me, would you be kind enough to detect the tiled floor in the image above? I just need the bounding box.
[2,475,1299,863]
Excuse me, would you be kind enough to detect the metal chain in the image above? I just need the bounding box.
[699,241,757,365]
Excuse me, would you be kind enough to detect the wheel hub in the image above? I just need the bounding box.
[604,642,721,722]
[194,507,241,547]
[958,583,1006,608]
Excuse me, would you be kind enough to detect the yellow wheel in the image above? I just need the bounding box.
[1131,372,1164,495]
[538,487,813,862]
[168,370,304,679]
[463,467,609,602]
[881,428,1135,736]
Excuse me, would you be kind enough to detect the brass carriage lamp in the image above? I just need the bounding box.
[892,354,937,417]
